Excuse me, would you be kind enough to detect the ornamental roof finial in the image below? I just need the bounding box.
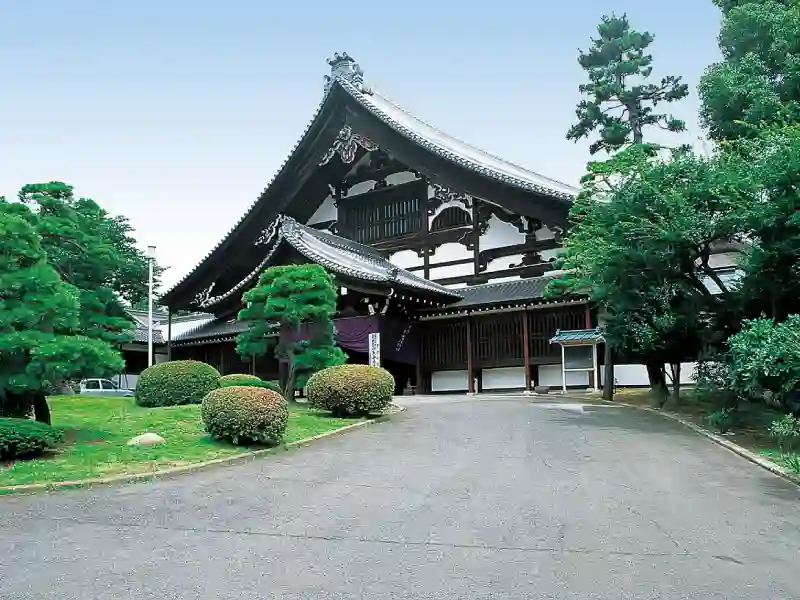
[324,52,364,93]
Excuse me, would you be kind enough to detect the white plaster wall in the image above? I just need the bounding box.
[538,364,590,388]
[539,248,562,263]
[307,195,337,225]
[347,180,375,196]
[535,224,557,241]
[481,215,527,251]
[485,253,524,273]
[389,249,423,270]
[431,370,472,392]
[599,362,699,387]
[482,367,526,390]
[427,242,473,280]
[386,171,417,186]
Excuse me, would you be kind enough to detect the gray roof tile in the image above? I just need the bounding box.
[549,328,604,344]
[173,319,249,343]
[449,276,552,309]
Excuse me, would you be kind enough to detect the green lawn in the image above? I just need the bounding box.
[0,395,363,488]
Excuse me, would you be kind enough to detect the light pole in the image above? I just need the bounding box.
[146,245,156,367]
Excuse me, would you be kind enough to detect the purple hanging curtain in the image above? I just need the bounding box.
[333,316,380,354]
[278,315,419,366]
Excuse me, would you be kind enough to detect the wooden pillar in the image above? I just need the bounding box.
[585,307,594,389]
[522,309,531,392]
[166,308,173,361]
[466,315,475,394]
[472,199,481,276]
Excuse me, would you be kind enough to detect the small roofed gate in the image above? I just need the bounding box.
[419,305,589,390]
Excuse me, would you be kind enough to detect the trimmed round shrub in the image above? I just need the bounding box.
[307,364,395,416]
[201,386,289,445]
[219,374,281,393]
[135,360,220,407]
[0,418,63,460]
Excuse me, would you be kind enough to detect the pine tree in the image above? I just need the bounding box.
[16,182,161,345]
[560,13,689,401]
[0,207,124,422]
[237,264,346,400]
[567,13,688,155]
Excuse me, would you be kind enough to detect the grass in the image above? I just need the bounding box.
[612,387,800,474]
[0,395,365,488]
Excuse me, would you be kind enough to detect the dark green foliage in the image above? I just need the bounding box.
[12,182,162,345]
[201,386,289,445]
[0,207,124,420]
[218,374,280,393]
[307,364,394,417]
[699,4,800,322]
[0,418,63,459]
[237,264,347,400]
[135,360,220,407]
[567,13,688,154]
[707,408,736,434]
[725,315,800,407]
[700,0,800,141]
[769,414,800,453]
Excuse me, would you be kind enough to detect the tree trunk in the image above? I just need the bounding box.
[602,344,614,401]
[646,361,668,407]
[32,392,51,425]
[670,363,681,404]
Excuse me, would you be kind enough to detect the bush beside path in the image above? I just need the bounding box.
[0,395,365,488]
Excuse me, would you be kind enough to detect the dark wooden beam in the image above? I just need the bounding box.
[407,256,473,273]
[472,200,481,276]
[167,308,172,361]
[478,239,560,272]
[431,262,555,286]
[343,157,408,187]
[522,309,531,392]
[466,315,475,394]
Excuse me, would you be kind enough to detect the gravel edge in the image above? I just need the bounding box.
[612,401,800,487]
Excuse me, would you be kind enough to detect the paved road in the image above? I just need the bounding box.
[2,396,800,600]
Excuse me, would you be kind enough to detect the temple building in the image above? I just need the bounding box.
[159,53,633,393]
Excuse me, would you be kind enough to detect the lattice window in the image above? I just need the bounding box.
[339,180,424,245]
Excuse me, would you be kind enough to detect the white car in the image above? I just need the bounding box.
[79,378,135,397]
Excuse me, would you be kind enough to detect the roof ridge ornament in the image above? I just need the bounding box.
[324,52,364,93]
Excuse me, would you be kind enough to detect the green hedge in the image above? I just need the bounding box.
[201,386,289,445]
[307,364,395,417]
[0,418,63,460]
[219,374,281,393]
[135,360,220,407]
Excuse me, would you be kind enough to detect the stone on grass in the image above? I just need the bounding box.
[127,432,166,446]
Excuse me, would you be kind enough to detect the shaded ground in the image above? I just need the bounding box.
[2,395,799,599]
[611,388,789,456]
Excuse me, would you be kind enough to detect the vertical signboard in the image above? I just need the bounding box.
[368,332,381,366]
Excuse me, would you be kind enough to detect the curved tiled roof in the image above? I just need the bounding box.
[163,53,576,306]
[336,78,577,201]
[196,216,462,311]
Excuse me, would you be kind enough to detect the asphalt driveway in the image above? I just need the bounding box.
[2,396,799,599]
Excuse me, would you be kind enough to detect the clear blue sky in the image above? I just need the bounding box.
[0,0,722,289]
